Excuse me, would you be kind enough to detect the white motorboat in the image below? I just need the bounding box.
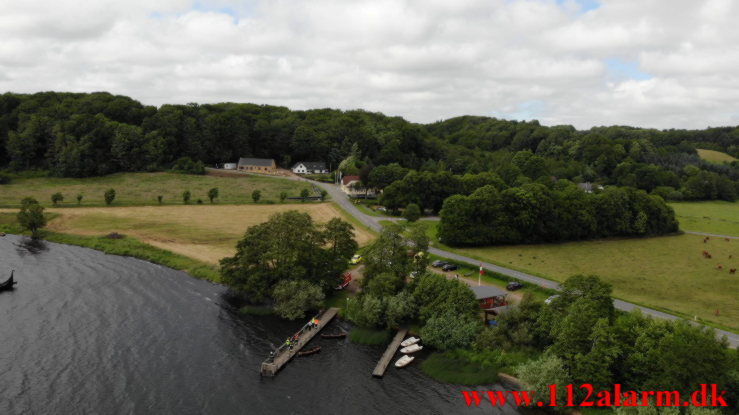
[395,355,415,368]
[400,337,420,347]
[400,344,423,354]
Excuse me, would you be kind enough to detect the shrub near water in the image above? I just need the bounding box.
[420,349,531,385]
[348,327,392,345]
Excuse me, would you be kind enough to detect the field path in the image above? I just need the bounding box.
[309,180,739,347]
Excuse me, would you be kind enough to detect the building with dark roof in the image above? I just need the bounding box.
[237,157,276,172]
[291,162,328,174]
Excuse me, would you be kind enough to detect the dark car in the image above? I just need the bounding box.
[442,263,458,271]
[506,281,523,291]
[431,260,448,268]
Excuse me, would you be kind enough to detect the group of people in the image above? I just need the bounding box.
[270,313,323,359]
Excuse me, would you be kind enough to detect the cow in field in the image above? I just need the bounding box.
[730,268,736,274]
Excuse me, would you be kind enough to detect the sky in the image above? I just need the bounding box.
[2,0,739,130]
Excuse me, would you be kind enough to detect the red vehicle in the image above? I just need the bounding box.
[336,272,352,290]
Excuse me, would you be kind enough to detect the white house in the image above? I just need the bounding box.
[223,163,237,170]
[291,161,328,174]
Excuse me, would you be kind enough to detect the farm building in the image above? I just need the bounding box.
[223,163,237,170]
[238,157,276,172]
[291,162,328,174]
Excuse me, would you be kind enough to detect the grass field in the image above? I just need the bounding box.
[2,203,375,265]
[0,172,312,207]
[697,148,738,163]
[670,200,739,236]
[418,221,739,331]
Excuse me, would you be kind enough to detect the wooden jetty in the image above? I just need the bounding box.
[372,327,408,378]
[260,307,339,377]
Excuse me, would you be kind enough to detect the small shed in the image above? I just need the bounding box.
[470,285,508,309]
[223,163,237,170]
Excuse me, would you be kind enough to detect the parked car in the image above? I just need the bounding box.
[350,254,362,264]
[544,295,560,305]
[442,263,458,271]
[431,260,448,268]
[506,281,523,291]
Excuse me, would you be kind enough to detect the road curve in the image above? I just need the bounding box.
[311,181,739,348]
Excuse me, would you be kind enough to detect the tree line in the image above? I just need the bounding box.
[1,91,738,202]
[438,182,679,246]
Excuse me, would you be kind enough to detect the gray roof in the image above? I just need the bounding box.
[238,157,274,167]
[470,285,507,300]
[292,161,327,170]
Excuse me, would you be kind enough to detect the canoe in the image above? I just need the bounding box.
[400,344,423,354]
[298,346,321,356]
[395,355,414,368]
[321,331,347,339]
[400,337,420,347]
[0,270,16,291]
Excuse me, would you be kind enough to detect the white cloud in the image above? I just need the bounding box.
[1,0,739,129]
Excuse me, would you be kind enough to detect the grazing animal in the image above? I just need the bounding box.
[730,268,736,274]
[726,238,730,242]
[716,265,723,270]
[702,250,712,259]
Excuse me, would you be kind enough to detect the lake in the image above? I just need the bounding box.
[0,234,522,414]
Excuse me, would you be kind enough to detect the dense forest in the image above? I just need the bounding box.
[1,91,738,205]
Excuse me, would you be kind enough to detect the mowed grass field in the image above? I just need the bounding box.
[670,201,739,236]
[0,172,312,207]
[697,148,738,163]
[23,204,375,265]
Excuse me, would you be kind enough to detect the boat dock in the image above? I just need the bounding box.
[372,327,408,378]
[260,307,339,377]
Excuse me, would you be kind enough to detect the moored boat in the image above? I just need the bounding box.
[400,337,420,347]
[321,331,347,339]
[0,270,16,291]
[400,344,423,354]
[395,355,414,368]
[298,346,321,356]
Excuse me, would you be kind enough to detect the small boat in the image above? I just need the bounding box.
[298,346,321,356]
[0,270,17,291]
[321,331,347,339]
[395,355,415,368]
[400,337,420,347]
[400,344,423,354]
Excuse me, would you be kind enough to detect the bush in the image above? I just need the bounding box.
[182,190,191,204]
[171,157,205,175]
[51,192,64,205]
[104,188,116,205]
[403,203,421,222]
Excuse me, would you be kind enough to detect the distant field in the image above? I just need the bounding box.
[670,201,739,237]
[0,172,312,207]
[4,204,375,265]
[420,222,739,331]
[697,148,737,163]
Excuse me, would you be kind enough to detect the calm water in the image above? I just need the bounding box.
[0,234,522,414]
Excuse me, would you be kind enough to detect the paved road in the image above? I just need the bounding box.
[312,181,739,348]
